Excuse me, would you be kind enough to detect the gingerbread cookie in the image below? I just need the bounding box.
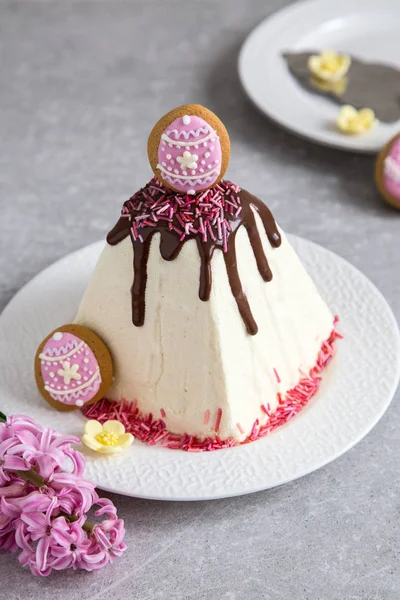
[34,325,113,411]
[375,133,400,209]
[147,104,230,195]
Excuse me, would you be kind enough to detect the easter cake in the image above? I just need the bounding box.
[68,104,340,450]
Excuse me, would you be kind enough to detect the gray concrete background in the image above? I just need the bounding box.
[0,1,398,598]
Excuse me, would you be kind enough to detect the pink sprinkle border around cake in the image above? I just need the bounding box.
[82,318,342,452]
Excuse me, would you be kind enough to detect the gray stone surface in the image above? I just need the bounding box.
[0,1,399,598]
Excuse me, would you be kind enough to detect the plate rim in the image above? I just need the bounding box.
[238,0,400,154]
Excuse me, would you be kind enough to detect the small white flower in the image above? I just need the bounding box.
[57,361,81,385]
[177,150,198,171]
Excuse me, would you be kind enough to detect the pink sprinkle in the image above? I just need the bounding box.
[273,368,281,383]
[214,408,222,433]
[81,318,341,453]
[160,408,166,418]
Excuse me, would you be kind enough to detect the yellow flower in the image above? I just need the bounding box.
[308,50,351,82]
[82,419,134,454]
[336,105,378,135]
[310,74,348,96]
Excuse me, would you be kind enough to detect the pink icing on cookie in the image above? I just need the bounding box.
[156,114,222,194]
[383,137,400,200]
[39,332,101,407]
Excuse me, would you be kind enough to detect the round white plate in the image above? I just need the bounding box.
[239,0,400,153]
[0,238,399,500]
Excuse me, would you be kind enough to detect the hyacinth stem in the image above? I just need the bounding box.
[0,411,6,423]
[65,512,94,533]
[15,469,46,488]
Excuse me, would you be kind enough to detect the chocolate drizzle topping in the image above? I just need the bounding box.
[107,179,281,335]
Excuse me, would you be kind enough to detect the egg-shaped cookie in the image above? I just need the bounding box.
[35,324,113,411]
[147,104,230,195]
[375,133,400,209]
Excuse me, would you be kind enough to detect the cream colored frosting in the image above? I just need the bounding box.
[75,211,333,441]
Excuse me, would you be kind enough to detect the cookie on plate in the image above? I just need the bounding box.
[34,324,113,411]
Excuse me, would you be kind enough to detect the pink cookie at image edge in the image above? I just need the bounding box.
[383,137,400,200]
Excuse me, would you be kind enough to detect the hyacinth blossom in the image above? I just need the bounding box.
[0,411,126,576]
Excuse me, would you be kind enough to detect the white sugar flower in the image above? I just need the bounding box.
[57,361,81,385]
[177,151,198,171]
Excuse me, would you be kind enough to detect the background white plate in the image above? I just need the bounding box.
[239,0,400,153]
[0,237,399,500]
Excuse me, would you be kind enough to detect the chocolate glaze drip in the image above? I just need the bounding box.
[107,181,281,335]
[284,51,400,123]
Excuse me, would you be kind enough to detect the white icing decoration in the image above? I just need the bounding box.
[174,169,179,174]
[84,358,89,364]
[205,152,211,158]
[49,372,55,378]
[168,167,172,171]
[210,146,214,151]
[84,376,88,381]
[194,145,199,149]
[166,154,172,159]
[384,156,400,184]
[201,160,206,165]
[163,172,218,187]
[185,146,190,150]
[39,341,84,362]
[187,189,196,195]
[182,115,191,125]
[203,142,208,147]
[199,168,204,173]
[162,162,166,167]
[214,159,219,164]
[177,151,198,170]
[191,170,196,175]
[161,130,216,147]
[76,400,84,407]
[53,332,63,341]
[57,361,81,385]
[164,125,210,140]
[44,368,100,396]
[157,164,219,182]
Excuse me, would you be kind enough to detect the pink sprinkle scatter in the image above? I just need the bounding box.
[214,408,223,433]
[82,319,341,452]
[160,408,166,418]
[120,178,242,253]
[273,368,281,384]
